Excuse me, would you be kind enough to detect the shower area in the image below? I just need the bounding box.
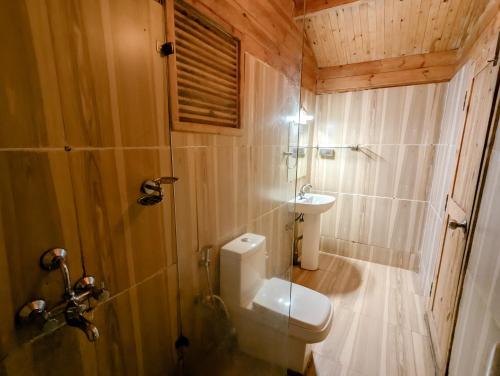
[0,0,313,375]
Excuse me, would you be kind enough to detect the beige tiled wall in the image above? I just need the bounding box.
[419,63,474,296]
[448,102,500,375]
[311,84,448,270]
[171,54,303,365]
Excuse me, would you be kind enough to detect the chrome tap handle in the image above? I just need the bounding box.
[18,300,47,322]
[75,276,109,302]
[40,248,67,270]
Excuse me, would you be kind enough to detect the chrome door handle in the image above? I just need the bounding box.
[448,220,467,232]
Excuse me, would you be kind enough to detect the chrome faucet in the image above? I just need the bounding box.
[18,249,108,342]
[299,183,312,199]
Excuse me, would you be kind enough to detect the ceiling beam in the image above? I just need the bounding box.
[316,50,459,93]
[294,0,359,18]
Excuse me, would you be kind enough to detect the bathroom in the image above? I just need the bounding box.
[1,0,499,375]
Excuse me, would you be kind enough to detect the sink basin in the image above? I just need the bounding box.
[289,193,336,214]
[288,193,336,271]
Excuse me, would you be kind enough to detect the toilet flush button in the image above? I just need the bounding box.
[241,238,250,242]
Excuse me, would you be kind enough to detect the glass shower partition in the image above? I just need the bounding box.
[167,2,308,374]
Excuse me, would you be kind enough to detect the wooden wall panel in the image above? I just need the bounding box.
[40,0,168,147]
[311,83,448,270]
[0,2,65,148]
[0,0,177,374]
[0,151,84,358]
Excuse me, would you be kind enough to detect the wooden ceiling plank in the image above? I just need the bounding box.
[436,0,462,51]
[359,2,371,60]
[303,0,491,83]
[391,0,402,57]
[338,7,354,63]
[318,15,337,66]
[429,0,452,52]
[328,9,348,64]
[457,0,500,67]
[458,0,488,48]
[351,5,365,62]
[366,1,377,60]
[406,0,422,55]
[305,17,327,66]
[412,0,431,54]
[337,7,354,64]
[294,0,362,18]
[374,0,385,59]
[449,0,475,49]
[421,0,441,53]
[318,13,339,65]
[398,0,410,56]
[383,0,393,58]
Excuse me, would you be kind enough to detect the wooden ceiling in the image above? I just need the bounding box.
[299,0,490,68]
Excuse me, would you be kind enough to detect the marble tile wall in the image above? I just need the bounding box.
[449,102,500,375]
[311,84,448,270]
[170,54,303,365]
[418,63,474,296]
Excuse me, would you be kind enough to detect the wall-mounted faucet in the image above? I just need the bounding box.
[18,248,108,342]
[298,183,312,199]
[137,176,178,206]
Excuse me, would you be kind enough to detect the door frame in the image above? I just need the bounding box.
[427,58,500,374]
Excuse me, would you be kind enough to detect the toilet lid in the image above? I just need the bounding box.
[252,278,332,331]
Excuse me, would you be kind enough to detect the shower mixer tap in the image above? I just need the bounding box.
[18,248,108,342]
[137,176,178,206]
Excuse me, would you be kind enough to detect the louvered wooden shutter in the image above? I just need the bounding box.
[167,0,242,135]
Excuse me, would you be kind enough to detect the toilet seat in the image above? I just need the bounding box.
[252,278,333,342]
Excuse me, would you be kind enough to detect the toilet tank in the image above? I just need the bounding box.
[220,233,266,308]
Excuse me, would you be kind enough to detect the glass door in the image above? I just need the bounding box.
[167,1,309,374]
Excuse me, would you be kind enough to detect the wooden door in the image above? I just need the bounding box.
[428,61,500,371]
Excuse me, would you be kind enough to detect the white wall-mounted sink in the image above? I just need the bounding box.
[290,193,336,214]
[289,193,336,271]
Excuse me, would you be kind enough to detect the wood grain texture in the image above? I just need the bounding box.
[0,0,169,148]
[294,0,360,17]
[293,253,435,376]
[0,151,84,358]
[180,0,317,91]
[318,63,456,92]
[311,83,447,270]
[317,50,459,92]
[457,0,500,70]
[0,0,177,374]
[303,0,490,68]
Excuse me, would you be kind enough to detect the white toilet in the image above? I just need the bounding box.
[220,233,333,373]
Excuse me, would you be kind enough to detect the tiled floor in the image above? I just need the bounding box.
[293,253,436,376]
